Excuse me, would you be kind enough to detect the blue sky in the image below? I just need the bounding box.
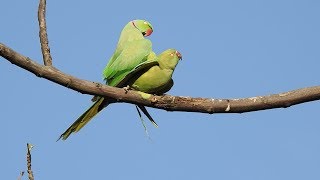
[1,0,320,179]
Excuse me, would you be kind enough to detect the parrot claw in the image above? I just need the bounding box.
[123,85,131,93]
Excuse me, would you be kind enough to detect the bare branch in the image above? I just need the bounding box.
[38,0,52,66]
[1,42,320,114]
[26,143,34,180]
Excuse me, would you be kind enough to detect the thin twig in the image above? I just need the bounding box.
[1,42,320,114]
[38,0,53,66]
[27,143,34,180]
[17,171,24,180]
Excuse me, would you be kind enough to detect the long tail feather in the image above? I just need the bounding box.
[135,106,150,137]
[58,97,108,141]
[136,105,158,128]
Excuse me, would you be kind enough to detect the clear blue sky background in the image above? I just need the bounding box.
[1,0,320,179]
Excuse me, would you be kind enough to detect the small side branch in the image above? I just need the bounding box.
[17,171,25,180]
[38,0,52,66]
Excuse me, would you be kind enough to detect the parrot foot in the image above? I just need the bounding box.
[123,85,131,93]
[91,95,99,102]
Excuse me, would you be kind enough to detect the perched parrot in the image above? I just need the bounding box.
[102,20,156,125]
[128,49,182,94]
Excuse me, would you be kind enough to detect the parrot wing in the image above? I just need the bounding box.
[116,60,159,87]
[103,39,153,86]
[105,28,144,70]
[153,78,174,95]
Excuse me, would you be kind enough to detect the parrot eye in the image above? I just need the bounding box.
[170,53,174,57]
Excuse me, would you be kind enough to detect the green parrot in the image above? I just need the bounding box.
[59,48,182,140]
[128,49,182,94]
[120,49,182,129]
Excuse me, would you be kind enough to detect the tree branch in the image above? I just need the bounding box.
[38,0,52,66]
[1,42,320,114]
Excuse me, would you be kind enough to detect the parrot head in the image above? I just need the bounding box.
[158,49,182,70]
[131,19,153,37]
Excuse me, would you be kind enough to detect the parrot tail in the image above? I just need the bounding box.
[58,97,108,141]
[136,105,158,128]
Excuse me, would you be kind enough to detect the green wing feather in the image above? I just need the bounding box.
[104,39,153,86]
[116,60,159,88]
[152,78,174,95]
[104,23,144,72]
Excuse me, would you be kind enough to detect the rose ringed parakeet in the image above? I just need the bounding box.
[122,49,182,129]
[129,49,182,127]
[59,20,154,140]
[128,49,182,94]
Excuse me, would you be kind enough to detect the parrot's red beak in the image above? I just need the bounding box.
[143,28,153,37]
[175,51,182,60]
